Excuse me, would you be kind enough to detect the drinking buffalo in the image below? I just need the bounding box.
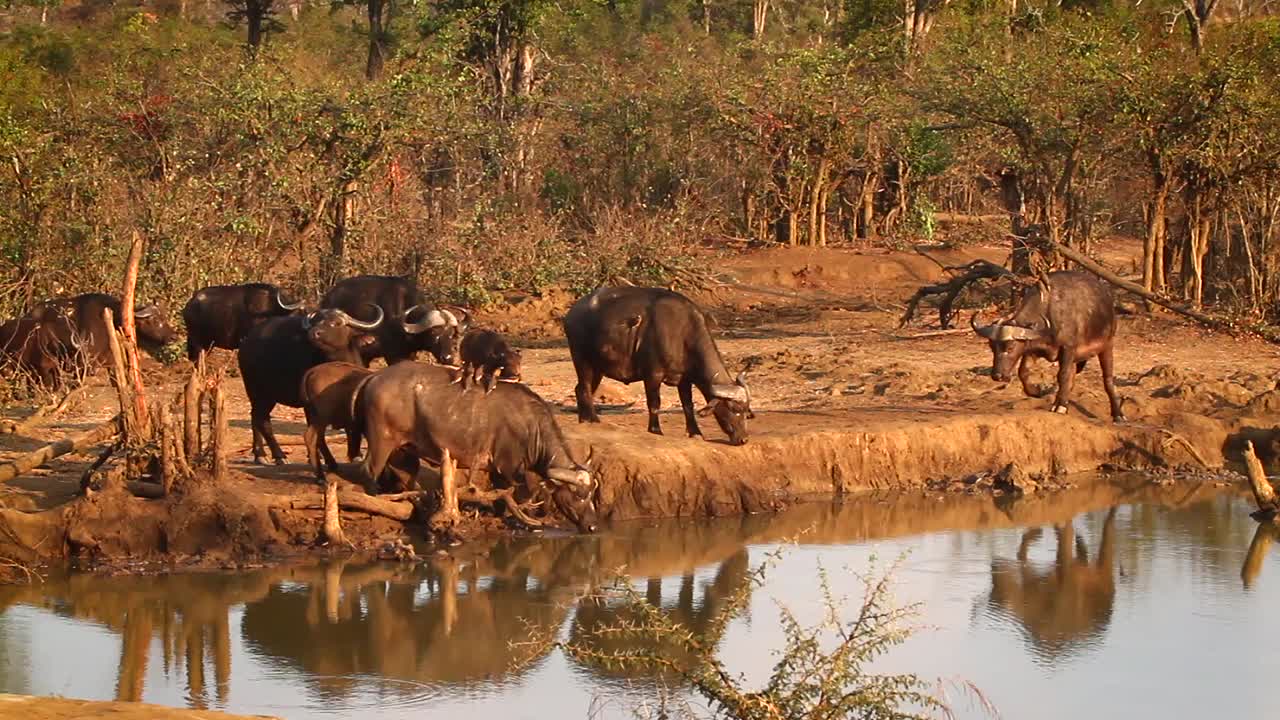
[971,270,1124,421]
[0,315,79,387]
[563,286,753,445]
[356,362,599,532]
[321,275,468,365]
[182,283,305,362]
[26,293,178,365]
[458,329,522,390]
[239,307,383,465]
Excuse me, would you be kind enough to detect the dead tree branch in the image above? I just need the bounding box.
[0,415,121,484]
[898,259,1017,329]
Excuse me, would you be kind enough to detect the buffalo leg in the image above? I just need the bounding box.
[361,430,398,495]
[1075,359,1088,374]
[185,333,204,364]
[644,377,664,436]
[678,381,703,439]
[1051,348,1076,415]
[253,409,288,465]
[1017,357,1050,398]
[572,360,602,424]
[1099,345,1125,422]
[345,427,363,462]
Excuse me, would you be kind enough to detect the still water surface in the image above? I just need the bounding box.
[2,478,1278,719]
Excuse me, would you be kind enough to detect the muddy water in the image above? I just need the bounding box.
[1,478,1277,719]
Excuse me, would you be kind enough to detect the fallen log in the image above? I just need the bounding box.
[262,491,421,521]
[0,415,122,484]
[1242,440,1278,522]
[898,259,1017,329]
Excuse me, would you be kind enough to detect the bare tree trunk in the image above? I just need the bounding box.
[1143,174,1169,294]
[365,0,387,81]
[702,0,711,34]
[120,232,149,438]
[212,383,228,479]
[183,367,202,460]
[752,0,769,39]
[1000,169,1032,275]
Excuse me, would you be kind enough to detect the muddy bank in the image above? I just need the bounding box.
[583,407,1272,521]
[0,694,279,719]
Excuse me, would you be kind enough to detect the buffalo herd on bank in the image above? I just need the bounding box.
[0,267,1124,532]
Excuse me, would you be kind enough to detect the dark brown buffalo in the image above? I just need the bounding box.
[182,283,304,362]
[0,315,80,387]
[356,362,598,532]
[457,329,522,390]
[26,293,178,365]
[321,275,468,365]
[563,286,753,445]
[971,270,1124,421]
[239,307,383,465]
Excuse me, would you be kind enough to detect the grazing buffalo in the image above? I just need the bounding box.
[356,362,599,532]
[26,293,178,365]
[182,283,304,362]
[971,270,1124,421]
[0,315,80,387]
[458,329,522,390]
[563,286,753,445]
[321,275,468,365]
[239,307,383,465]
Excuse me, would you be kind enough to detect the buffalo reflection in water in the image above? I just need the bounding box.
[985,508,1118,661]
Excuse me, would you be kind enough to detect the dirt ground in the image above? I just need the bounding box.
[0,694,279,720]
[3,236,1279,565]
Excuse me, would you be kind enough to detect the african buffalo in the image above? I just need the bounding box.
[300,361,375,481]
[563,286,753,445]
[0,315,80,387]
[457,329,522,390]
[356,362,599,532]
[321,275,467,365]
[971,270,1124,421]
[239,307,383,465]
[26,293,178,365]
[182,283,304,362]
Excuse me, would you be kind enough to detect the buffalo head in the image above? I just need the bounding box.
[402,305,470,365]
[546,447,598,533]
[700,371,754,446]
[132,304,180,348]
[304,305,384,363]
[971,313,1046,383]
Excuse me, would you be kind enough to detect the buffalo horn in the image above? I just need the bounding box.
[735,371,752,406]
[335,304,384,330]
[276,289,305,311]
[710,383,749,403]
[402,305,449,334]
[133,305,156,319]
[547,467,592,487]
[996,324,1042,342]
[443,310,459,327]
[970,312,999,340]
[301,312,315,330]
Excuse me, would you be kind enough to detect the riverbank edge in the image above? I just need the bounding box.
[588,408,1271,520]
[0,693,281,719]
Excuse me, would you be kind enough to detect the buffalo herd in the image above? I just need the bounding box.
[1,268,1123,532]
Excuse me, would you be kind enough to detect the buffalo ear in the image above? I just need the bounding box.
[747,409,756,420]
[697,405,716,417]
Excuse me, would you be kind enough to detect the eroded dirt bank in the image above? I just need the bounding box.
[3,238,1280,566]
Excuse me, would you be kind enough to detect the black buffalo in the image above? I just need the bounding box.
[563,286,753,445]
[0,315,80,387]
[356,362,599,532]
[238,307,384,465]
[458,329,522,390]
[182,283,304,362]
[321,275,467,365]
[971,270,1124,421]
[26,293,178,365]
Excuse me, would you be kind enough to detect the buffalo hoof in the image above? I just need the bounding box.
[1112,413,1127,423]
[1051,404,1069,415]
[687,432,704,440]
[273,457,286,466]
[253,456,267,466]
[647,427,664,436]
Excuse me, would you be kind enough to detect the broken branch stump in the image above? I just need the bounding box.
[0,415,121,484]
[265,491,422,521]
[211,382,228,479]
[429,450,461,532]
[322,475,346,546]
[1243,440,1278,521]
[183,368,202,460]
